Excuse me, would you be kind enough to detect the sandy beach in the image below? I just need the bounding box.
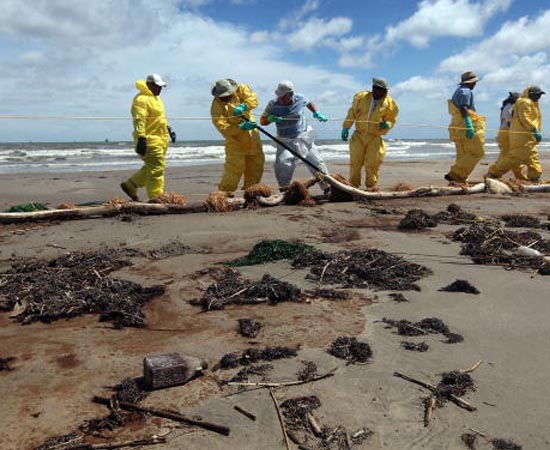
[1,157,550,450]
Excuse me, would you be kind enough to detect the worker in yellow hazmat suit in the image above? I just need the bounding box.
[446,71,486,184]
[494,92,526,180]
[341,77,399,188]
[121,74,176,201]
[487,85,545,182]
[210,79,265,194]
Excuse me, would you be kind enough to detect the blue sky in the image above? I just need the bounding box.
[0,0,549,142]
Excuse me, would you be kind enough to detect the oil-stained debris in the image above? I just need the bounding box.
[238,318,262,338]
[398,209,438,230]
[440,279,480,294]
[296,248,432,291]
[328,336,373,364]
[306,288,352,300]
[401,341,429,352]
[218,346,298,369]
[0,250,165,327]
[190,269,301,311]
[228,364,273,382]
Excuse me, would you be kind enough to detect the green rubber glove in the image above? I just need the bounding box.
[267,115,283,123]
[313,111,328,122]
[464,116,474,139]
[239,121,257,131]
[341,128,350,141]
[135,137,147,156]
[533,128,542,142]
[233,103,248,116]
[379,120,391,129]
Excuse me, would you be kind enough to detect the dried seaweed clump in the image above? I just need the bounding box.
[238,318,262,338]
[500,214,540,228]
[191,270,301,311]
[203,191,235,213]
[56,202,77,210]
[461,432,478,449]
[398,209,438,230]
[244,183,272,206]
[229,363,273,382]
[0,356,16,371]
[151,191,187,205]
[306,288,352,300]
[113,377,149,403]
[437,370,475,398]
[281,395,322,431]
[452,223,550,271]
[432,203,479,225]
[328,173,355,203]
[383,317,463,344]
[297,361,318,382]
[283,180,313,205]
[218,346,297,369]
[401,341,429,352]
[491,438,522,450]
[0,250,165,327]
[299,248,432,291]
[228,239,317,267]
[148,240,207,260]
[389,293,409,303]
[440,279,480,294]
[328,336,373,364]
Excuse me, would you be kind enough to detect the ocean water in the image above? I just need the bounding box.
[0,138,546,174]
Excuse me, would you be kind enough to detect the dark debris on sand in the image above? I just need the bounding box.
[452,222,550,273]
[500,214,541,229]
[389,293,409,303]
[0,249,165,327]
[398,209,438,230]
[228,363,273,382]
[328,336,373,364]
[0,356,16,371]
[491,438,523,450]
[281,395,374,449]
[383,317,463,344]
[297,360,319,382]
[401,341,429,352]
[461,432,478,449]
[238,318,262,338]
[440,279,480,294]
[34,432,80,450]
[306,287,353,300]
[190,268,301,311]
[296,248,432,291]
[218,346,298,370]
[433,203,479,225]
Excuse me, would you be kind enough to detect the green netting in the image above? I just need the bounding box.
[6,203,49,213]
[227,239,315,267]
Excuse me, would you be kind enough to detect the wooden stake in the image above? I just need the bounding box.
[233,405,256,421]
[227,368,337,388]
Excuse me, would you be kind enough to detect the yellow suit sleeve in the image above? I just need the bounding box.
[131,96,148,138]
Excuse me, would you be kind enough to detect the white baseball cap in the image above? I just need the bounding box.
[275,80,294,97]
[146,73,167,87]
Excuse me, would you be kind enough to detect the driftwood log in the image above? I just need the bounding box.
[1,178,550,224]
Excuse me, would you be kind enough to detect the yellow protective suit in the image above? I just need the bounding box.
[495,127,526,180]
[125,80,170,200]
[447,100,486,183]
[488,87,543,182]
[342,91,399,187]
[211,83,265,193]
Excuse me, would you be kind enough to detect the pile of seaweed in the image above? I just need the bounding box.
[0,356,16,371]
[452,222,550,272]
[227,239,316,267]
[383,317,463,344]
[280,395,373,449]
[440,279,480,294]
[190,268,301,311]
[401,341,429,352]
[218,346,298,369]
[501,213,550,230]
[306,288,352,301]
[461,433,523,450]
[238,318,262,338]
[35,377,149,450]
[328,336,373,364]
[295,248,432,291]
[228,363,273,382]
[398,204,480,230]
[0,250,165,327]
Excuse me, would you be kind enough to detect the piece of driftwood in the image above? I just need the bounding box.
[269,387,292,450]
[226,367,337,388]
[393,371,476,411]
[92,396,230,436]
[0,199,244,224]
[233,405,256,421]
[61,436,166,449]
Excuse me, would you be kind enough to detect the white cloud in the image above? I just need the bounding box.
[279,0,320,30]
[385,0,511,47]
[286,17,353,51]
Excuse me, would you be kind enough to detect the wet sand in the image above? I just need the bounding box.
[1,158,550,450]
